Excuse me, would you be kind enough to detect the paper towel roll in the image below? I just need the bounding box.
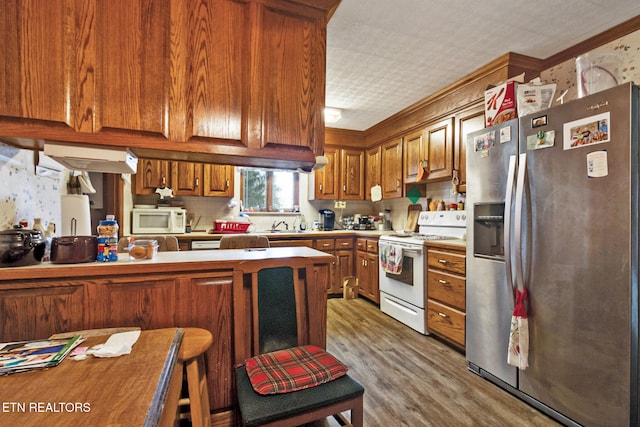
[61,195,92,236]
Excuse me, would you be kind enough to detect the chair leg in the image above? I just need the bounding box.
[350,395,364,427]
[185,354,211,427]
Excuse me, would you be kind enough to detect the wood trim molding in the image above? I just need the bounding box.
[541,15,640,69]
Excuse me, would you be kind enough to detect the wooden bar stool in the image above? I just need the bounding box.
[178,327,213,427]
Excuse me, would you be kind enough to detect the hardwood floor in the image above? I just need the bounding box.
[324,297,561,427]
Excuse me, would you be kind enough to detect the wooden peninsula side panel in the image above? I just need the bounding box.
[0,248,333,426]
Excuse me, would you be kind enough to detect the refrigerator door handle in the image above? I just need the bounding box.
[514,152,527,292]
[504,155,517,297]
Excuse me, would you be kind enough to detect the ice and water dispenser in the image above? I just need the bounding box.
[473,203,505,260]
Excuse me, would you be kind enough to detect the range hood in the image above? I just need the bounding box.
[43,142,138,174]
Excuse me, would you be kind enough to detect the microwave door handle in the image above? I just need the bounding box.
[504,155,517,301]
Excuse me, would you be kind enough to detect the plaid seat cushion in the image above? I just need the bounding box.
[245,345,348,395]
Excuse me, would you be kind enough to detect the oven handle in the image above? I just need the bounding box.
[379,241,423,254]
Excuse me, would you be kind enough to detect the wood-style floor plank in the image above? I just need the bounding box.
[324,297,561,427]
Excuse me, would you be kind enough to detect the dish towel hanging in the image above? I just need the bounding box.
[507,288,529,370]
[379,242,403,274]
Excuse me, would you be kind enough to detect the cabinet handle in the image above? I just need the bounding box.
[319,184,323,192]
[438,259,448,264]
[195,177,199,187]
[396,179,400,189]
[196,278,233,286]
[438,312,448,318]
[323,243,330,247]
[364,259,368,267]
[362,259,365,266]
[343,184,346,191]
[341,242,348,246]
[226,179,230,188]
[438,279,449,285]
[162,176,166,186]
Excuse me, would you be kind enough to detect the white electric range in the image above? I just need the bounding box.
[378,210,466,334]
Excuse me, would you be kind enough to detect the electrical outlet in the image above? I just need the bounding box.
[335,201,347,208]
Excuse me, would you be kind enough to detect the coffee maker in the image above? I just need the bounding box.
[318,209,335,231]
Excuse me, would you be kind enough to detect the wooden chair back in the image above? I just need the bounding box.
[219,235,270,249]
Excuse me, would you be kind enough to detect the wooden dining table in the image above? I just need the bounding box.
[0,327,183,426]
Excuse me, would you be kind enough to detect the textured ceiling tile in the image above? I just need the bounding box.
[327,0,640,131]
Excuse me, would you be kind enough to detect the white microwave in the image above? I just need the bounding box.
[132,208,186,234]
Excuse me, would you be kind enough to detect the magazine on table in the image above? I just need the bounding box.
[0,335,84,375]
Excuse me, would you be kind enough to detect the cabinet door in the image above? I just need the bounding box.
[314,147,339,199]
[252,2,325,155]
[365,145,381,200]
[356,250,367,296]
[335,249,354,293]
[182,0,248,143]
[381,138,403,199]
[95,0,170,137]
[340,148,364,200]
[403,129,426,183]
[88,277,176,330]
[425,118,454,181]
[365,251,380,303]
[0,284,84,341]
[0,1,72,128]
[134,158,171,195]
[455,104,485,193]
[203,164,234,197]
[179,274,234,411]
[171,161,203,196]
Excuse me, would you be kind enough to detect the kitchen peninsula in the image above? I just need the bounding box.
[0,247,333,426]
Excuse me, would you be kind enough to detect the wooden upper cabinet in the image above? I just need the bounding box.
[365,145,381,201]
[425,118,454,181]
[0,0,71,127]
[312,147,364,200]
[381,138,403,199]
[403,129,425,183]
[340,148,364,200]
[181,0,248,143]
[203,164,234,197]
[455,104,485,194]
[171,161,203,197]
[95,0,170,137]
[252,2,325,154]
[313,147,340,200]
[135,158,171,195]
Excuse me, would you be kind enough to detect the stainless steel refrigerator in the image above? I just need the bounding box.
[466,82,639,426]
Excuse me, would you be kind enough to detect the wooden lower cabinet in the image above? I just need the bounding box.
[314,237,354,294]
[355,237,379,303]
[426,246,466,349]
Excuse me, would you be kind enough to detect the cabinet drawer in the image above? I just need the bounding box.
[335,237,353,250]
[366,239,378,253]
[314,239,335,251]
[427,300,465,348]
[356,238,366,251]
[427,269,465,311]
[427,248,465,275]
[270,239,313,248]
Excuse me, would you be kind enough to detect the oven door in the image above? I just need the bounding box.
[379,240,424,308]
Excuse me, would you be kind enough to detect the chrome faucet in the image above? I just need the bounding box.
[271,220,288,231]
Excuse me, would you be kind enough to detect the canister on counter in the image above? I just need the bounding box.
[97,215,119,262]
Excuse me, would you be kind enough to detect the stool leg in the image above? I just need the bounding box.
[186,355,211,427]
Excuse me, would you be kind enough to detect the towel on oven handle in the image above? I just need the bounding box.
[380,242,403,274]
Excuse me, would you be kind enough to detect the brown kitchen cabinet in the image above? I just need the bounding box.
[312,146,364,200]
[203,164,234,197]
[365,145,382,201]
[404,119,454,183]
[381,137,403,199]
[314,237,354,294]
[134,159,234,197]
[0,0,338,170]
[426,246,466,350]
[356,237,379,303]
[0,284,85,343]
[454,103,485,194]
[134,158,171,195]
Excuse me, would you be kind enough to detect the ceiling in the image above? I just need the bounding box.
[325,0,640,131]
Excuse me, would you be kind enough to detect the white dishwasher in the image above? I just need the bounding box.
[191,240,221,250]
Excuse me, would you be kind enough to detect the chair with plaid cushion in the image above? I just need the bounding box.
[233,257,364,427]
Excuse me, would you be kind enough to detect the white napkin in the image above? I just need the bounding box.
[89,330,141,358]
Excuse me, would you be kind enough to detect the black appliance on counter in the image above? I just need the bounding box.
[318,209,335,231]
